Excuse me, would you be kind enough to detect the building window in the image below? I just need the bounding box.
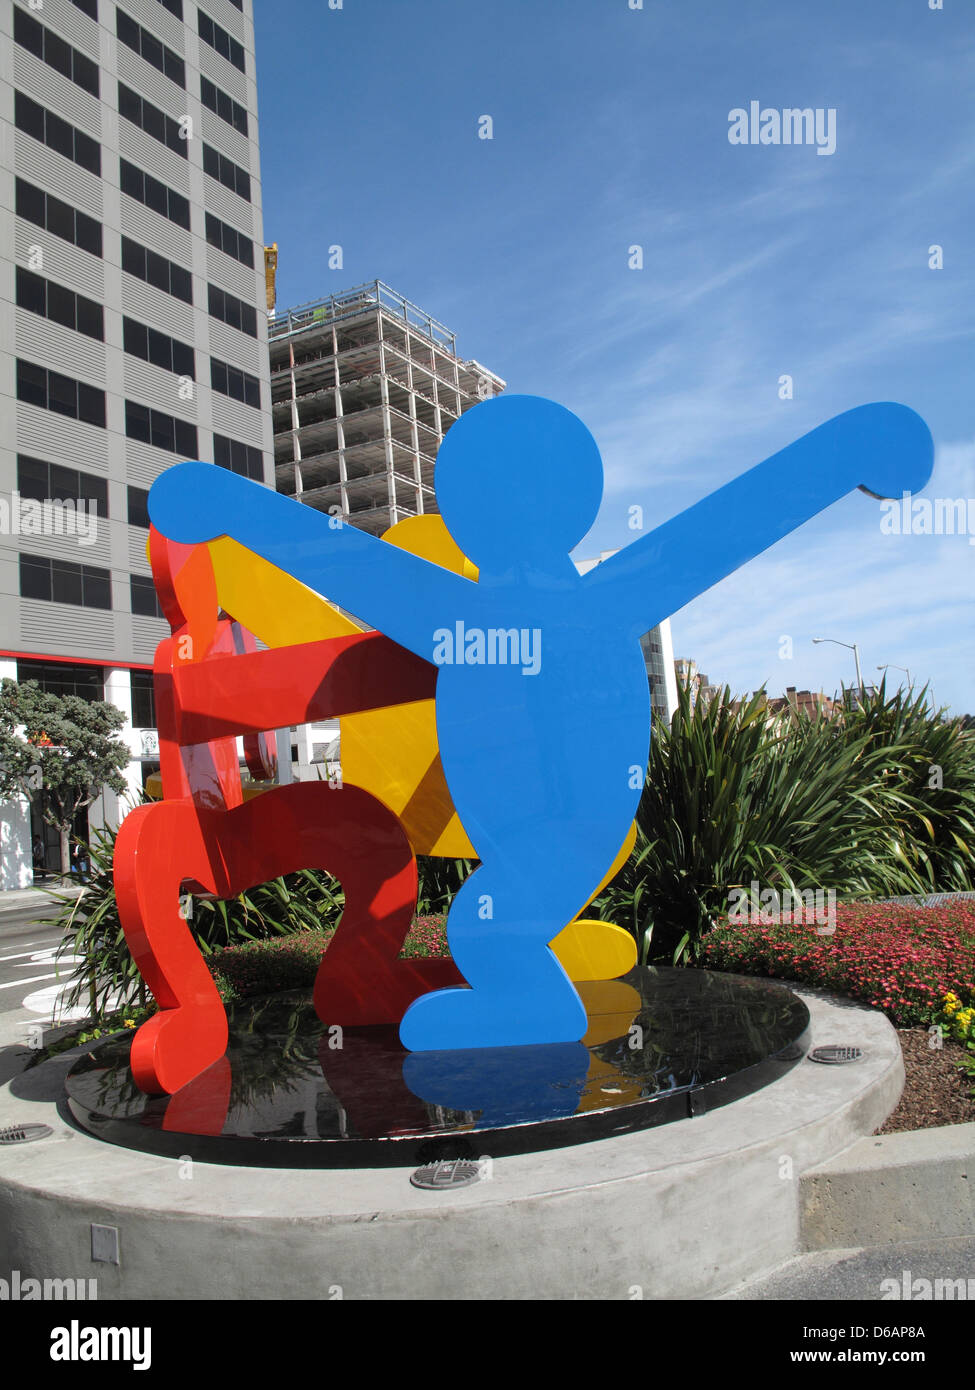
[201,142,250,201]
[14,9,100,97]
[123,317,195,379]
[125,400,198,458]
[207,283,257,337]
[130,669,157,727]
[200,76,248,137]
[16,268,104,342]
[198,10,246,73]
[130,574,163,618]
[127,486,150,528]
[226,0,243,9]
[204,211,254,268]
[20,554,112,610]
[121,236,193,304]
[211,358,260,409]
[16,359,105,428]
[15,178,102,257]
[213,433,263,480]
[70,0,100,18]
[117,83,186,158]
[116,8,186,88]
[16,659,105,701]
[18,455,109,520]
[119,158,191,230]
[14,91,101,176]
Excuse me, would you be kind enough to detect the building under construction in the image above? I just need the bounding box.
[268,281,505,534]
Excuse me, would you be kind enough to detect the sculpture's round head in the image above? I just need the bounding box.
[434,395,604,573]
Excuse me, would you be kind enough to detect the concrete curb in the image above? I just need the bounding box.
[800,1121,975,1250]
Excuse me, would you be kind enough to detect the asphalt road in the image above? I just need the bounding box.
[0,905,75,1017]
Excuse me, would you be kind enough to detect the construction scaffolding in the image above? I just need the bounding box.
[268,281,506,534]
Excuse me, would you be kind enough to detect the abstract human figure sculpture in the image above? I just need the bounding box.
[149,394,933,1052]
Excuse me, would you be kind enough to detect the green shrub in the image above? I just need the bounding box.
[590,680,975,967]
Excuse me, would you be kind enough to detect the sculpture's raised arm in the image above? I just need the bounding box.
[149,462,480,658]
[586,403,933,637]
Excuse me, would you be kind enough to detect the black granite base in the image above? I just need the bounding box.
[64,968,811,1167]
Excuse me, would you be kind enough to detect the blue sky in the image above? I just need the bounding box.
[253,0,974,713]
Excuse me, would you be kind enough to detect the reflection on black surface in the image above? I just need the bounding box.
[403,1041,590,1126]
[63,968,811,1167]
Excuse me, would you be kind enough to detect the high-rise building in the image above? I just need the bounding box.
[269,281,505,536]
[268,281,506,776]
[0,0,271,887]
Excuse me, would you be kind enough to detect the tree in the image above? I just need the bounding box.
[0,679,130,876]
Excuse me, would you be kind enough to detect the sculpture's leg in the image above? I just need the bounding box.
[115,800,228,1096]
[305,783,462,1027]
[399,870,589,1051]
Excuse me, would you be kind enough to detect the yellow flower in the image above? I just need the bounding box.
[123,1018,136,1028]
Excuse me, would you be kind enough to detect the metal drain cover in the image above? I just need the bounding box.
[410,1159,483,1190]
[808,1045,863,1065]
[0,1122,53,1145]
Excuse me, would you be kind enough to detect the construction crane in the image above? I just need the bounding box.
[264,243,278,314]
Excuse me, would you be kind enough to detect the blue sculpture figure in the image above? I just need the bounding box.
[149,395,933,1051]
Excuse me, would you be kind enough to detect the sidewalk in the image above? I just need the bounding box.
[0,883,84,914]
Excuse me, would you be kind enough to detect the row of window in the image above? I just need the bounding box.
[117,8,186,89]
[15,178,102,257]
[208,283,258,337]
[122,234,193,302]
[211,358,260,408]
[20,555,163,619]
[125,401,198,458]
[15,459,253,535]
[19,166,253,274]
[16,267,105,342]
[16,359,105,429]
[123,317,196,379]
[14,8,100,97]
[14,91,100,176]
[205,210,254,267]
[201,141,251,201]
[118,81,186,158]
[18,172,253,282]
[120,157,191,229]
[18,455,161,532]
[212,432,263,479]
[198,11,246,73]
[15,276,262,408]
[121,233,258,339]
[12,659,156,729]
[18,454,109,520]
[200,76,248,137]
[67,1,243,29]
[17,360,264,472]
[16,82,252,199]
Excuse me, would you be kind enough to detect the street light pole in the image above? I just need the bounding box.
[812,637,865,702]
[877,663,912,689]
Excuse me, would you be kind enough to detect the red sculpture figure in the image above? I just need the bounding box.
[115,530,459,1095]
